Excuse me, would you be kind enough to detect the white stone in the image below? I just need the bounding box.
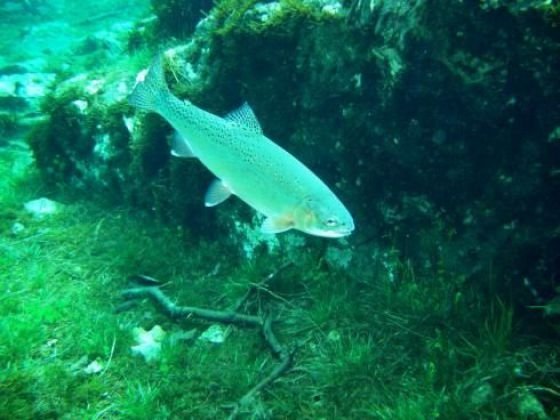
[253,2,282,23]
[198,324,227,344]
[72,99,88,113]
[11,222,25,235]
[0,73,56,98]
[322,2,342,15]
[131,325,166,363]
[83,360,103,374]
[24,197,60,219]
[85,79,105,95]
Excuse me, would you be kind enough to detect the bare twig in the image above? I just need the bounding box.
[232,261,293,311]
[122,287,262,327]
[100,334,116,376]
[120,263,295,419]
[228,346,294,420]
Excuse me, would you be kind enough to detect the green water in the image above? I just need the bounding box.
[1,0,559,418]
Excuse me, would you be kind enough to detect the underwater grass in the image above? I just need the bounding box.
[1,144,558,418]
[0,145,269,418]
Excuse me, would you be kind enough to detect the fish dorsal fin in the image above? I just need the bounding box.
[224,102,262,134]
[170,130,197,158]
[205,179,233,207]
[260,215,294,234]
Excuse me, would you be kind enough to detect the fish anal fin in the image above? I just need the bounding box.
[205,179,233,207]
[224,102,262,134]
[260,215,294,234]
[170,130,197,158]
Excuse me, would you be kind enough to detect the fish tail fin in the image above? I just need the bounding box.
[128,54,169,112]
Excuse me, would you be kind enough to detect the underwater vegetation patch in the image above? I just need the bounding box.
[2,0,560,417]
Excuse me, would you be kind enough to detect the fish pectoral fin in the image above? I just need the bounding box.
[170,130,197,158]
[260,215,294,234]
[205,179,233,207]
[224,102,263,134]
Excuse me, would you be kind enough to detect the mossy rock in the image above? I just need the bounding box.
[151,0,214,38]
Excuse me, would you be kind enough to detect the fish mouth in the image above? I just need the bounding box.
[306,227,354,238]
[331,222,355,238]
[327,232,352,238]
[330,229,354,238]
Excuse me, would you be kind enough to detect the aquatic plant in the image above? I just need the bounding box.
[151,0,214,38]
[2,150,559,417]
[0,113,17,136]
[3,0,560,417]
[26,87,90,187]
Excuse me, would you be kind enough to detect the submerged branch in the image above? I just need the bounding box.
[228,346,294,420]
[121,286,262,327]
[120,263,295,419]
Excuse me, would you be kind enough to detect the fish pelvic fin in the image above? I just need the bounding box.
[205,179,233,207]
[128,54,169,112]
[260,215,294,234]
[170,131,197,158]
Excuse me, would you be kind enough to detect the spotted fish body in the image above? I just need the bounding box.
[128,55,354,238]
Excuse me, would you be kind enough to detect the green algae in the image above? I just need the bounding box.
[1,182,558,417]
[4,0,560,417]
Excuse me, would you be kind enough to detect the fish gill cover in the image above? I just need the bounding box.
[0,0,559,418]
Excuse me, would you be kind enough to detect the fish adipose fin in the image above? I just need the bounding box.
[128,54,169,112]
[205,179,233,207]
[170,131,197,158]
[224,102,263,134]
[260,215,294,234]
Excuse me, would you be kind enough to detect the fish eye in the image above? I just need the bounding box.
[325,218,338,227]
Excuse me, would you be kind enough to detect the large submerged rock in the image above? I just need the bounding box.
[27,0,560,302]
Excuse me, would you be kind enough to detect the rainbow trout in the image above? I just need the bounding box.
[128,55,354,238]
